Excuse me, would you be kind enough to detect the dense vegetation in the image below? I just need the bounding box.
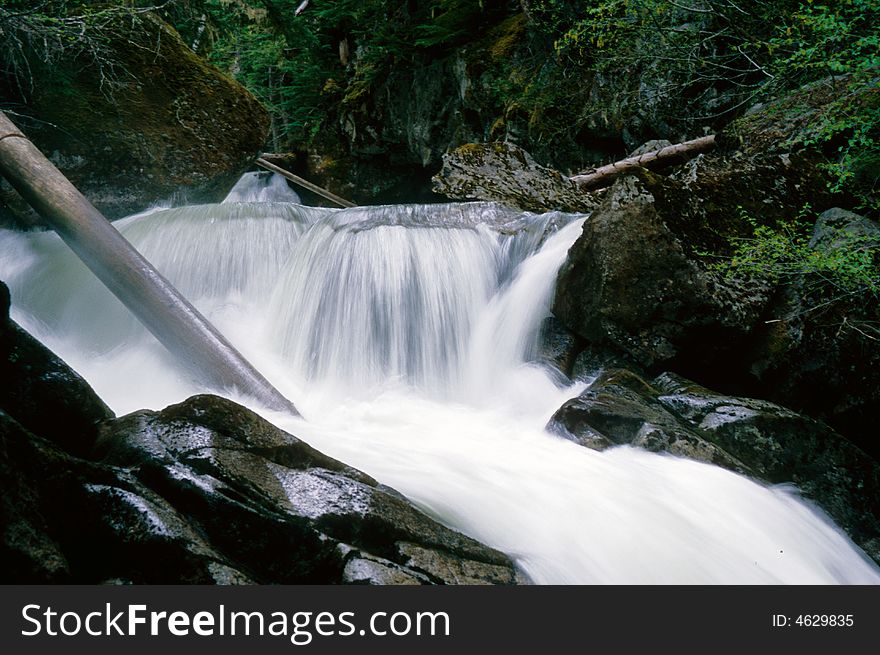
[4,1,874,202]
[159,1,878,204]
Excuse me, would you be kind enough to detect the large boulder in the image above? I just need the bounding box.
[0,11,269,226]
[91,395,521,585]
[553,172,772,376]
[548,370,880,563]
[0,393,522,584]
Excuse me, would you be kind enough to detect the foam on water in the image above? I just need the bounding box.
[2,186,878,584]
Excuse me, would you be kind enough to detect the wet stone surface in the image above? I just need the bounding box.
[548,369,880,564]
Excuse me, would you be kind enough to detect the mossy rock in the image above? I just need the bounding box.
[0,12,269,223]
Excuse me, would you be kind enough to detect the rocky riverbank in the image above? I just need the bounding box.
[0,282,522,584]
[433,81,880,564]
[437,81,879,458]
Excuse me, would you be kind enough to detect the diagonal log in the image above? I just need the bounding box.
[570,135,716,190]
[0,111,298,415]
[255,157,356,208]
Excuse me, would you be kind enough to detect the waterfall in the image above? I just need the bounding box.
[224,171,302,204]
[2,191,878,584]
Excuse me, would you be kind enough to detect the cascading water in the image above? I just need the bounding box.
[2,176,878,584]
[224,171,302,204]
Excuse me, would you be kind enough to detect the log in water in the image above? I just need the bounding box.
[0,112,297,414]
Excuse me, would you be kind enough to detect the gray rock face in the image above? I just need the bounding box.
[548,369,880,563]
[432,142,598,213]
[809,207,880,251]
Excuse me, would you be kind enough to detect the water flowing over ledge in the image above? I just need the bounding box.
[2,176,878,584]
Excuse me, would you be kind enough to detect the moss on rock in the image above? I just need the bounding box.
[1,12,269,223]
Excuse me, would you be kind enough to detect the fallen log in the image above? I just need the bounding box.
[569,135,716,190]
[255,157,356,208]
[0,111,298,415]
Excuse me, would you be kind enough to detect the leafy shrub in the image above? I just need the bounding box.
[770,0,879,208]
[716,207,880,308]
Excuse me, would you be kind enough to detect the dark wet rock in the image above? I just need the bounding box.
[0,409,255,584]
[0,412,71,582]
[548,369,747,472]
[432,142,598,213]
[0,380,522,584]
[0,12,268,226]
[537,315,581,375]
[554,173,772,372]
[0,281,112,456]
[94,395,521,585]
[549,368,880,562]
[569,343,647,383]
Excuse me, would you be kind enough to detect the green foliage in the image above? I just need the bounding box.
[769,0,880,208]
[5,0,876,197]
[519,1,879,202]
[716,206,880,304]
[171,0,513,150]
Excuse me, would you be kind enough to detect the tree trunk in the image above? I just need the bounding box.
[0,112,298,415]
[570,135,716,190]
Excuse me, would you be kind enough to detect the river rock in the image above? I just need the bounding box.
[0,12,269,225]
[553,172,772,374]
[1,393,523,584]
[549,367,880,563]
[548,369,748,472]
[432,142,598,213]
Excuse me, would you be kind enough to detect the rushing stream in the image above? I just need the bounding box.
[2,174,878,584]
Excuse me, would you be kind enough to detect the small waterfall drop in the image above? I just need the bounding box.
[224,171,302,204]
[1,187,878,584]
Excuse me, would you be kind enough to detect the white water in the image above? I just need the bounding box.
[2,180,878,584]
[224,171,302,204]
